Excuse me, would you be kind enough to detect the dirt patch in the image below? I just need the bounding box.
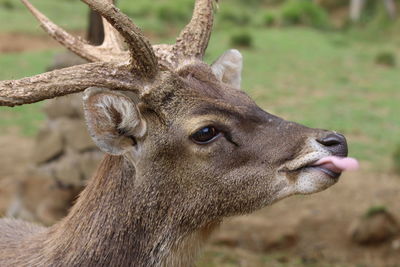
[0,31,85,53]
[208,168,400,266]
[0,30,166,54]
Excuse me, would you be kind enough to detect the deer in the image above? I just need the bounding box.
[0,0,359,266]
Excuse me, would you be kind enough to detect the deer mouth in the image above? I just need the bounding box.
[294,156,359,179]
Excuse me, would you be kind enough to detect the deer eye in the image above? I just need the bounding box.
[191,126,221,144]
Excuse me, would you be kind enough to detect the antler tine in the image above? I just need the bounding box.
[0,62,145,107]
[101,0,125,50]
[22,0,158,78]
[22,0,173,69]
[173,0,216,60]
[21,0,106,62]
[82,0,158,78]
[101,16,126,50]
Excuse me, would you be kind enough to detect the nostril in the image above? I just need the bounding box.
[317,133,343,146]
[317,133,348,157]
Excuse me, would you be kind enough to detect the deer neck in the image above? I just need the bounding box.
[42,155,219,267]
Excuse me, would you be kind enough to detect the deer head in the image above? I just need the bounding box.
[0,0,358,266]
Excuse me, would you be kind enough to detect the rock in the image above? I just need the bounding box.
[32,125,64,164]
[350,208,400,245]
[57,118,96,152]
[43,94,84,120]
[7,51,103,226]
[36,183,83,226]
[0,176,19,216]
[392,238,400,250]
[7,174,55,222]
[212,217,298,252]
[7,173,83,226]
[25,166,54,181]
[54,156,83,187]
[78,151,103,180]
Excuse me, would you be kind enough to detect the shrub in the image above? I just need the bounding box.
[353,0,394,28]
[393,144,400,174]
[120,2,152,18]
[365,205,387,218]
[230,31,253,48]
[230,0,286,7]
[315,0,348,10]
[219,6,252,26]
[263,12,277,27]
[280,0,330,29]
[156,1,192,25]
[362,0,380,21]
[0,0,14,10]
[375,51,396,67]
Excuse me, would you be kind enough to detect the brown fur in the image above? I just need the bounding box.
[0,155,216,266]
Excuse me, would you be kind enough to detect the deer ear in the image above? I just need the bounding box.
[211,49,243,90]
[83,87,146,155]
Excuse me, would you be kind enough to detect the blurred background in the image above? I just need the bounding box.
[0,0,400,266]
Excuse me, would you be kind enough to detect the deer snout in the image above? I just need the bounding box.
[316,133,348,157]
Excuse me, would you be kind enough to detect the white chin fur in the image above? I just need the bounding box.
[272,170,337,203]
[294,169,338,194]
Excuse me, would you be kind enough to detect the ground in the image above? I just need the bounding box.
[0,33,59,53]
[1,2,400,265]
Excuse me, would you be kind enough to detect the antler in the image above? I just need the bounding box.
[0,0,217,107]
[173,0,217,60]
[0,63,144,107]
[21,0,175,69]
[21,0,121,63]
[82,0,158,77]
[0,0,159,107]
[22,0,216,67]
[152,0,217,65]
[21,0,157,78]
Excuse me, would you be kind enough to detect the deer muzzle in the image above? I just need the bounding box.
[279,129,359,181]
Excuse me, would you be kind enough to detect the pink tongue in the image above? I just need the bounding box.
[313,156,359,172]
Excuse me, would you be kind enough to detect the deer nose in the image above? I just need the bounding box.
[317,133,348,157]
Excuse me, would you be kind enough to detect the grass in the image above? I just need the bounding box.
[365,205,388,218]
[0,0,88,33]
[0,0,326,34]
